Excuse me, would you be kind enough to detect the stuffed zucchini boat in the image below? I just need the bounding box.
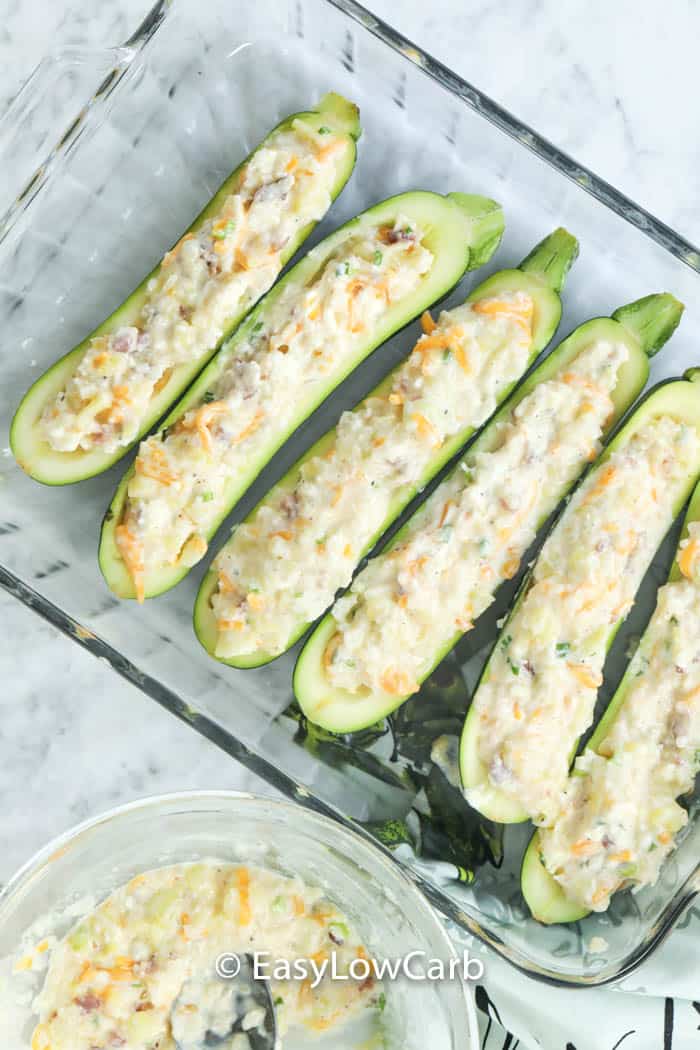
[294,294,681,734]
[195,228,578,668]
[99,190,505,601]
[462,366,700,828]
[11,93,361,484]
[522,443,700,923]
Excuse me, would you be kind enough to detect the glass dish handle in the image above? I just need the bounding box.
[0,45,137,242]
[0,3,170,243]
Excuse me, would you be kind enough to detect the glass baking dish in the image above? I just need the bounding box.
[1,0,698,987]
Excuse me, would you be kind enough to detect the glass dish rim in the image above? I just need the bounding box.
[3,0,700,272]
[4,571,697,989]
[1,0,698,988]
[0,787,460,944]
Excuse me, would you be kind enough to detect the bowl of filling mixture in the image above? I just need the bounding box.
[0,791,477,1050]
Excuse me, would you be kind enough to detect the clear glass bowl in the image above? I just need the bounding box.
[0,791,477,1050]
[0,0,698,986]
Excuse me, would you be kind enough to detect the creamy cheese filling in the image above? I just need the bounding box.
[210,291,535,658]
[538,523,700,912]
[470,415,700,826]
[324,339,628,700]
[116,218,434,600]
[42,121,347,454]
[26,862,381,1050]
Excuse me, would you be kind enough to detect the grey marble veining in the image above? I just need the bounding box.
[1,0,699,882]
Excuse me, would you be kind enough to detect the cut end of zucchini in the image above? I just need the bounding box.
[458,704,530,823]
[10,347,132,485]
[612,293,684,357]
[316,92,362,140]
[293,615,411,733]
[193,569,282,668]
[193,569,219,653]
[684,366,700,385]
[518,227,579,294]
[447,193,505,271]
[98,479,139,599]
[521,832,590,925]
[99,465,198,600]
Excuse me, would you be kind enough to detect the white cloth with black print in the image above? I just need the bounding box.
[451,904,699,1049]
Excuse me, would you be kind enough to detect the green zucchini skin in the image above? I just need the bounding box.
[195,228,576,668]
[522,383,700,924]
[11,93,361,485]
[462,356,700,829]
[99,190,505,600]
[294,295,678,735]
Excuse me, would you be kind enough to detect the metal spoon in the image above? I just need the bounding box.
[171,953,277,1050]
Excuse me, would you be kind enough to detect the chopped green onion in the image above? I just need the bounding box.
[68,926,89,951]
[201,491,214,502]
[271,895,287,914]
[252,320,264,335]
[500,634,513,651]
[336,260,352,277]
[212,220,236,240]
[318,126,332,135]
[202,391,215,403]
[443,348,452,361]
[373,249,383,266]
[377,992,387,1013]
[555,641,570,657]
[274,996,284,1006]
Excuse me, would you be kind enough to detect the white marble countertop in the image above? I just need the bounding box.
[2,0,699,881]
